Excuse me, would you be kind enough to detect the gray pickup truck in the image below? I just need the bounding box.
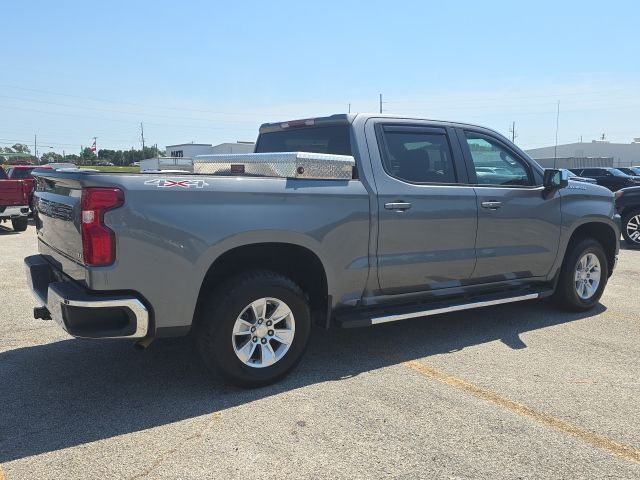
[25,114,620,387]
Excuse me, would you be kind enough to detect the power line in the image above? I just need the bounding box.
[0,84,339,118]
[0,94,259,124]
[0,103,258,131]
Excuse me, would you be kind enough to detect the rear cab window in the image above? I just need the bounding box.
[255,125,352,156]
[8,168,35,179]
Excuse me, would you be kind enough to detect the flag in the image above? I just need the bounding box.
[90,139,96,152]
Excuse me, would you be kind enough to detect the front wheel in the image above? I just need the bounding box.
[196,270,311,388]
[552,238,608,311]
[11,216,28,232]
[621,208,640,247]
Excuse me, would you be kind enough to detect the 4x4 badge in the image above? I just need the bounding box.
[144,179,209,189]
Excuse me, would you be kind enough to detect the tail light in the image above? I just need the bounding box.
[81,188,124,266]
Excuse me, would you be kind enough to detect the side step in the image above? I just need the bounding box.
[334,289,553,328]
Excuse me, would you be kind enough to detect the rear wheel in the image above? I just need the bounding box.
[553,238,608,311]
[11,216,28,232]
[621,208,640,247]
[196,270,311,388]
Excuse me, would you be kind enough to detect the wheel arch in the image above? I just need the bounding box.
[564,221,618,277]
[194,242,330,329]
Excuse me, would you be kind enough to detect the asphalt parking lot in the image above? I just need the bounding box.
[1,223,639,479]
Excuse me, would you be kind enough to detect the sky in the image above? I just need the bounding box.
[1,0,639,155]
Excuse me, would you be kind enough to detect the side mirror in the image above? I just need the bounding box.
[543,169,569,190]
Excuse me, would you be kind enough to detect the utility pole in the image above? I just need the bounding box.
[379,94,383,114]
[348,103,351,114]
[34,134,37,161]
[140,122,146,153]
[509,121,517,143]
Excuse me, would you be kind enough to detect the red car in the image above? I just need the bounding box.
[4,164,53,210]
[0,166,31,231]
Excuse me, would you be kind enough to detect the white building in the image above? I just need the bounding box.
[141,141,256,172]
[526,139,640,168]
[165,141,254,158]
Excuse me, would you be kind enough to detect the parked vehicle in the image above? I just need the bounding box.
[0,166,30,231]
[43,162,77,170]
[615,186,640,247]
[617,167,640,177]
[567,173,597,184]
[4,165,53,210]
[25,114,620,387]
[569,167,640,191]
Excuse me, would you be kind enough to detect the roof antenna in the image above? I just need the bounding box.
[553,100,560,169]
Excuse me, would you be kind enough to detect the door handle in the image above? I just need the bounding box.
[384,202,412,212]
[481,201,502,209]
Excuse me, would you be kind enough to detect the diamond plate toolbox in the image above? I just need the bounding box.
[193,152,355,180]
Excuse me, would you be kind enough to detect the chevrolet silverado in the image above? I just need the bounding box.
[25,114,620,387]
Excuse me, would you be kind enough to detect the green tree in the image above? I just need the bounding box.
[64,154,81,164]
[41,152,64,163]
[11,143,31,154]
[80,147,97,164]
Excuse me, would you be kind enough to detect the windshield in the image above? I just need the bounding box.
[610,168,629,177]
[620,167,640,176]
[256,126,352,156]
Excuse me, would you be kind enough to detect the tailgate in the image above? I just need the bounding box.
[33,174,84,265]
[0,179,27,206]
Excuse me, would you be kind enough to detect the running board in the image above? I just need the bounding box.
[335,290,550,328]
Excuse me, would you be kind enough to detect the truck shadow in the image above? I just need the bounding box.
[0,225,20,235]
[0,299,605,462]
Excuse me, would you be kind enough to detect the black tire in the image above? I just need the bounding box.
[11,216,28,232]
[552,238,608,311]
[621,208,640,247]
[196,270,311,388]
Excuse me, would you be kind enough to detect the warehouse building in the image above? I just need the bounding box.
[530,156,614,169]
[526,138,640,168]
[141,141,255,172]
[165,141,254,158]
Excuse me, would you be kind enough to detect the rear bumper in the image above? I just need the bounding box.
[0,205,30,218]
[24,254,150,339]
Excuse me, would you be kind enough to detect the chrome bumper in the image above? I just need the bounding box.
[1,205,30,217]
[24,255,149,339]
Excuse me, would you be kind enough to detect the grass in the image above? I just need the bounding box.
[83,165,140,173]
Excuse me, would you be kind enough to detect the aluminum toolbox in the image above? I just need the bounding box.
[193,152,355,180]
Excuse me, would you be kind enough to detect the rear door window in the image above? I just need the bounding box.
[378,129,457,184]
